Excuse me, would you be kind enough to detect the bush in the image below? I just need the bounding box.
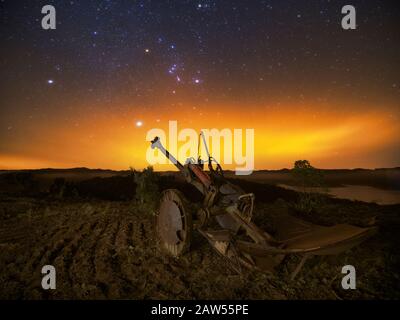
[49,177,67,198]
[133,166,160,212]
[291,160,327,214]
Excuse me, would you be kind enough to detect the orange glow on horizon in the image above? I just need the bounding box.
[1,103,399,170]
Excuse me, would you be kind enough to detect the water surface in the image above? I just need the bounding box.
[278,184,400,205]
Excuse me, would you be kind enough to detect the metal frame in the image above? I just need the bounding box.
[151,135,377,279]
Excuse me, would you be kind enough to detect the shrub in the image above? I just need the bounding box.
[49,177,67,198]
[291,160,327,214]
[133,166,160,212]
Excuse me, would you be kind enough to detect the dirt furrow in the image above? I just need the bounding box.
[112,217,143,298]
[93,220,127,298]
[50,220,96,298]
[21,218,87,297]
[69,217,108,299]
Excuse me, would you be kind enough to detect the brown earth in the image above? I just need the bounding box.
[0,196,399,300]
[0,171,399,299]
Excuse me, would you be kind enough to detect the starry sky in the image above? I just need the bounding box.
[0,0,399,170]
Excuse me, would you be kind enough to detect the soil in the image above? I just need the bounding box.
[0,171,399,300]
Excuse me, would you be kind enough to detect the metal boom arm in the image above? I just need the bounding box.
[151,136,184,171]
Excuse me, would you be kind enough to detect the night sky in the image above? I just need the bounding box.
[0,0,399,170]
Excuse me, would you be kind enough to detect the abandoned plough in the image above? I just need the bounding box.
[150,134,377,279]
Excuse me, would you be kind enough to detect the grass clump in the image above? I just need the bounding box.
[132,166,160,212]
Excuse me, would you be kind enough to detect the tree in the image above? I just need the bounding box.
[291,160,326,214]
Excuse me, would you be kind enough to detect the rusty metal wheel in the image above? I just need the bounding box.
[157,189,192,256]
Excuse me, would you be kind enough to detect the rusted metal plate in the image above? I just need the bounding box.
[215,214,240,232]
[157,189,193,257]
[158,199,183,245]
[215,182,244,232]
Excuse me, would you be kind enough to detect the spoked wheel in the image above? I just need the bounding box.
[157,189,193,257]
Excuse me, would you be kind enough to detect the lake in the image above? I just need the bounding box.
[278,184,400,205]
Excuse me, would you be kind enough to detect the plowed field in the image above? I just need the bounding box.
[1,195,398,300]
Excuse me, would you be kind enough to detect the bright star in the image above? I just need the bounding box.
[168,64,177,74]
[47,79,54,84]
[136,120,143,127]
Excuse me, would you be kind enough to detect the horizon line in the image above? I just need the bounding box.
[1,166,399,172]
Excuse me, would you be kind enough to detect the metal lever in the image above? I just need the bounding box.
[151,136,184,171]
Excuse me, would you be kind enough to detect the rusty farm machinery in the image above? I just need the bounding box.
[150,134,377,279]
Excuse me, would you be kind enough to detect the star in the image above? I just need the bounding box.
[168,64,177,74]
[47,79,54,84]
[135,120,143,127]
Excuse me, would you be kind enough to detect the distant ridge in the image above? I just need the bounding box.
[1,167,399,173]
